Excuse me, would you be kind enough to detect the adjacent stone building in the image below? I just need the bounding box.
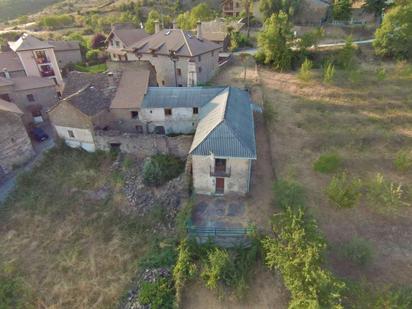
[47,40,82,67]
[222,0,243,17]
[201,19,245,51]
[0,99,35,176]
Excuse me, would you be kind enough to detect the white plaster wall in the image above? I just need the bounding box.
[192,155,252,195]
[55,125,95,151]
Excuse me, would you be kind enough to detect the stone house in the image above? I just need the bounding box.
[106,23,149,62]
[0,51,26,78]
[8,34,64,89]
[200,19,245,51]
[0,75,58,125]
[222,0,243,17]
[0,99,35,176]
[47,40,82,67]
[125,22,222,87]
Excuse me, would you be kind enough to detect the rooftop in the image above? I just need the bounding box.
[190,87,257,159]
[110,69,150,109]
[0,51,24,72]
[48,40,81,51]
[128,29,221,57]
[108,23,150,47]
[9,34,54,52]
[61,71,121,116]
[0,98,23,114]
[201,19,245,42]
[12,76,55,91]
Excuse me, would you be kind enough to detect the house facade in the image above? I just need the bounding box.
[0,99,35,176]
[222,0,243,16]
[124,22,222,87]
[48,40,82,67]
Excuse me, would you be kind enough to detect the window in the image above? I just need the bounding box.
[0,94,11,102]
[198,55,201,62]
[193,107,198,114]
[215,158,227,173]
[115,41,120,48]
[198,66,202,73]
[136,125,143,133]
[27,94,35,102]
[178,84,183,87]
[68,130,75,138]
[162,80,165,86]
[236,2,240,7]
[164,108,172,116]
[131,111,139,119]
[177,68,182,76]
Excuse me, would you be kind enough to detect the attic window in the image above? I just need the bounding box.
[193,107,198,114]
[164,108,172,116]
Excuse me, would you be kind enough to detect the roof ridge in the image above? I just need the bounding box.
[181,29,193,57]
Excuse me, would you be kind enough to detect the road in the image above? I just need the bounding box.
[233,38,375,56]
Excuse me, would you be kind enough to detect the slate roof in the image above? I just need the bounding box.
[111,69,150,109]
[0,51,24,72]
[0,98,23,114]
[128,29,221,57]
[108,23,149,47]
[9,34,54,52]
[61,71,121,116]
[189,87,256,159]
[142,87,225,109]
[201,19,244,42]
[48,40,80,51]
[12,76,55,91]
[0,77,15,87]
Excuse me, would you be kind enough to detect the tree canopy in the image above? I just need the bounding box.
[332,0,352,20]
[373,2,412,59]
[176,3,214,30]
[259,0,301,21]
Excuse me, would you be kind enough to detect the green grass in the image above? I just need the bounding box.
[340,237,374,267]
[326,172,362,209]
[313,152,342,173]
[74,63,107,74]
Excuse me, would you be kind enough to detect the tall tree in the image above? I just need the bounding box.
[144,10,161,34]
[259,0,301,21]
[257,11,293,71]
[333,0,352,20]
[362,0,387,24]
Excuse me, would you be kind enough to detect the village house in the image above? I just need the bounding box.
[0,99,35,177]
[200,19,245,51]
[47,40,82,67]
[106,23,149,62]
[0,75,58,125]
[49,69,258,195]
[0,51,26,78]
[124,21,222,87]
[222,0,243,17]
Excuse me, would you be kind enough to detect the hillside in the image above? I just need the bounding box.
[0,0,63,22]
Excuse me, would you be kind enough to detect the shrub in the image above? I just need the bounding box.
[333,0,352,20]
[348,69,361,84]
[298,58,313,82]
[85,49,100,63]
[326,172,362,208]
[273,179,305,210]
[175,200,193,238]
[143,154,185,187]
[201,248,231,290]
[394,150,412,172]
[263,98,278,125]
[338,36,356,70]
[262,206,345,308]
[90,33,106,49]
[366,173,404,209]
[323,62,335,83]
[173,239,197,305]
[376,67,386,81]
[341,237,374,266]
[313,153,342,173]
[138,278,175,309]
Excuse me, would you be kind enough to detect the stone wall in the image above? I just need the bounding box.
[94,130,193,159]
[0,112,35,174]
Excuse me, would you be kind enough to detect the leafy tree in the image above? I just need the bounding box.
[333,0,352,20]
[338,36,356,69]
[38,14,74,30]
[259,0,301,20]
[373,2,412,59]
[256,12,293,71]
[145,10,161,34]
[176,3,214,30]
[298,58,313,81]
[91,33,106,49]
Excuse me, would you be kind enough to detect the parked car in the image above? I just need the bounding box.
[30,127,49,142]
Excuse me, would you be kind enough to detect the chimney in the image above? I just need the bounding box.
[154,20,160,34]
[3,68,11,79]
[196,20,202,40]
[172,20,177,29]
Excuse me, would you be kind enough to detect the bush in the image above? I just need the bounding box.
[341,237,374,266]
[338,36,356,70]
[366,173,404,209]
[0,269,30,309]
[273,179,305,210]
[262,206,345,308]
[298,58,313,82]
[313,153,342,173]
[263,98,278,125]
[376,67,386,81]
[333,0,352,20]
[323,62,335,83]
[138,278,175,309]
[394,150,412,172]
[326,172,362,208]
[90,33,106,49]
[201,248,231,290]
[38,14,74,30]
[143,154,185,187]
[175,200,193,238]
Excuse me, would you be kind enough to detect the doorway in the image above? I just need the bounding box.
[215,178,224,195]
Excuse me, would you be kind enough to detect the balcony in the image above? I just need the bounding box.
[40,69,55,77]
[210,165,231,177]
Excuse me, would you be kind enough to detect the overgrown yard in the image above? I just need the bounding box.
[0,146,180,308]
[259,53,412,296]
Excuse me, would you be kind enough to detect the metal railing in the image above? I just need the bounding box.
[210,166,231,177]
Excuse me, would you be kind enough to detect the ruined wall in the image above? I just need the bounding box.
[0,111,34,174]
[94,130,193,159]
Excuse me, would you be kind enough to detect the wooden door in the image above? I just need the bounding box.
[216,178,225,194]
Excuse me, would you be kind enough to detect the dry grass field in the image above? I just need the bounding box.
[0,147,170,308]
